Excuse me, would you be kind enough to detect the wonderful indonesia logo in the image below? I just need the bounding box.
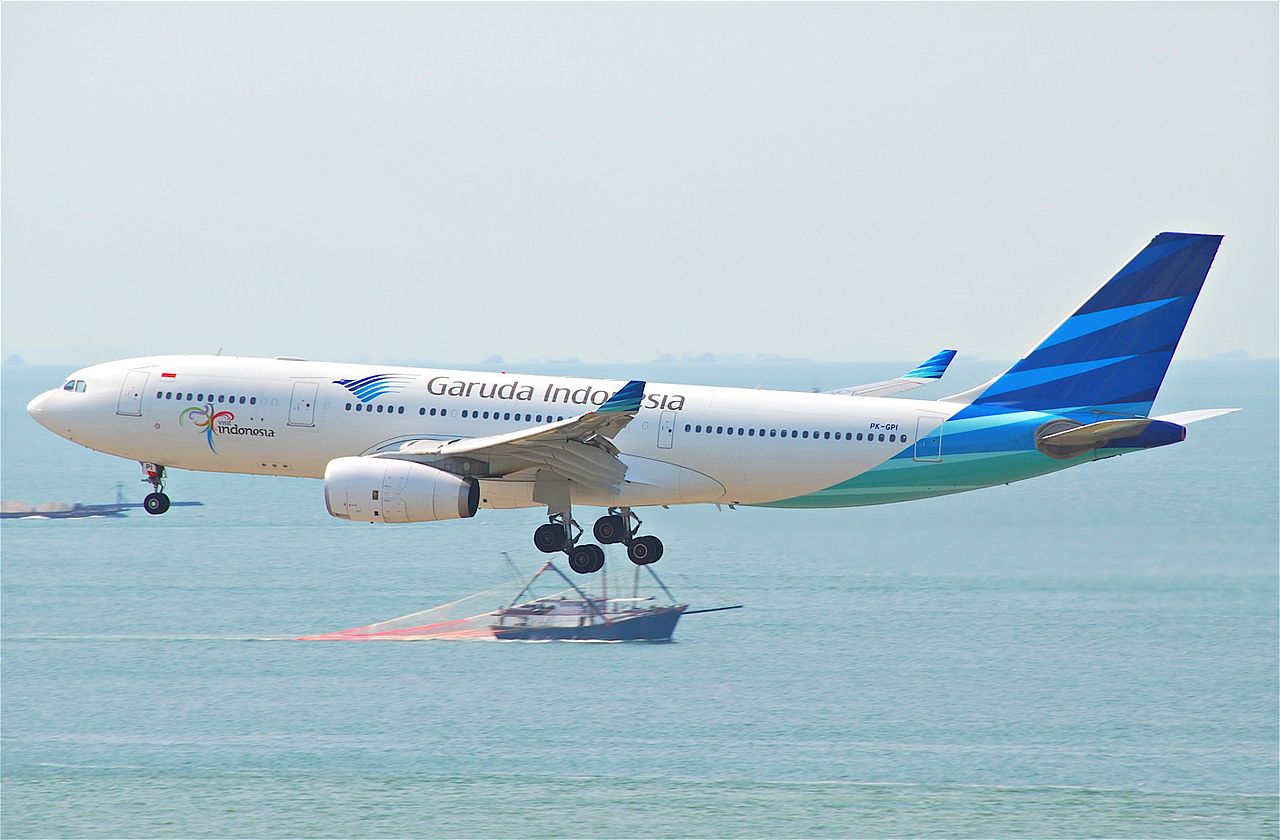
[179,404,275,453]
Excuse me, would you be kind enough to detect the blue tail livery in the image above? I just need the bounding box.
[954,232,1223,416]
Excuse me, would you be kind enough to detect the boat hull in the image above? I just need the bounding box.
[492,606,686,642]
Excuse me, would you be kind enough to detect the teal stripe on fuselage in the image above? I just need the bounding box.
[756,400,1151,509]
[756,450,1080,508]
[755,446,1145,509]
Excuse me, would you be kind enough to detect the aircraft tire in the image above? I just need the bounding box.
[627,536,662,565]
[144,492,170,515]
[593,514,626,545]
[569,544,602,574]
[534,523,567,553]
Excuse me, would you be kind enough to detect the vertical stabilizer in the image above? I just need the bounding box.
[947,232,1223,416]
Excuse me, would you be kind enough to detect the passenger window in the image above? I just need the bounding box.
[685,424,692,432]
[165,392,172,399]
[441,409,447,416]
[879,433,885,441]
[463,410,469,418]
[716,426,724,434]
[770,430,777,437]
[748,428,755,436]
[483,411,490,419]
[503,412,511,421]
[857,433,863,440]
[156,391,162,399]
[250,397,256,405]
[398,406,404,414]
[346,403,352,411]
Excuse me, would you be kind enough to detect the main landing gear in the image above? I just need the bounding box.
[532,506,664,574]
[140,462,170,515]
[595,508,664,567]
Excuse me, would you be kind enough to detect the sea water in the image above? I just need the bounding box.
[2,359,1276,838]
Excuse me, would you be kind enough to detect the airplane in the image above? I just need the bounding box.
[27,232,1238,574]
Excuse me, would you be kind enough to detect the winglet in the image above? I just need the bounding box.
[598,380,646,413]
[902,349,957,381]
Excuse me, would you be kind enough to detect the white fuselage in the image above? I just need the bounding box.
[27,355,962,510]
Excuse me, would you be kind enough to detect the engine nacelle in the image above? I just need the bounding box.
[323,457,479,523]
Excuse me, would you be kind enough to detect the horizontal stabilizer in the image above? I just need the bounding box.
[1152,407,1240,425]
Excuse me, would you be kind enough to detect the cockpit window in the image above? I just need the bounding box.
[63,380,75,391]
[74,381,86,393]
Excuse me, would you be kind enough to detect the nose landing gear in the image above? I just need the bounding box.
[140,462,170,515]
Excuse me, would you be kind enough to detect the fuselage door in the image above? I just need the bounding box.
[913,412,946,462]
[288,382,319,427]
[657,410,676,449]
[116,370,150,416]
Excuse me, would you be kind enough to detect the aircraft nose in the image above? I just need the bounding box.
[27,391,57,432]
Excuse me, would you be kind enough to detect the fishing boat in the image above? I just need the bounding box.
[297,552,740,643]
[491,557,729,642]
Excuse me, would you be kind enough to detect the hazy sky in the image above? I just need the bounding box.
[3,2,1276,366]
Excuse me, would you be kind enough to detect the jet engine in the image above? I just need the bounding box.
[323,457,479,523]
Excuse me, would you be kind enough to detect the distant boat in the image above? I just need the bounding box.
[0,485,202,520]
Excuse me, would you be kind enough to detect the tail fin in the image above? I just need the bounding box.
[947,232,1223,416]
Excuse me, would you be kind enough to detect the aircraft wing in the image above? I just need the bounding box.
[826,349,957,397]
[376,380,646,493]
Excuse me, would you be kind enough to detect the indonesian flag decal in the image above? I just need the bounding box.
[161,372,177,379]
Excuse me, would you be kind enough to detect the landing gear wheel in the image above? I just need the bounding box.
[143,492,170,515]
[627,535,663,565]
[569,544,605,574]
[534,523,568,554]
[593,514,626,545]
